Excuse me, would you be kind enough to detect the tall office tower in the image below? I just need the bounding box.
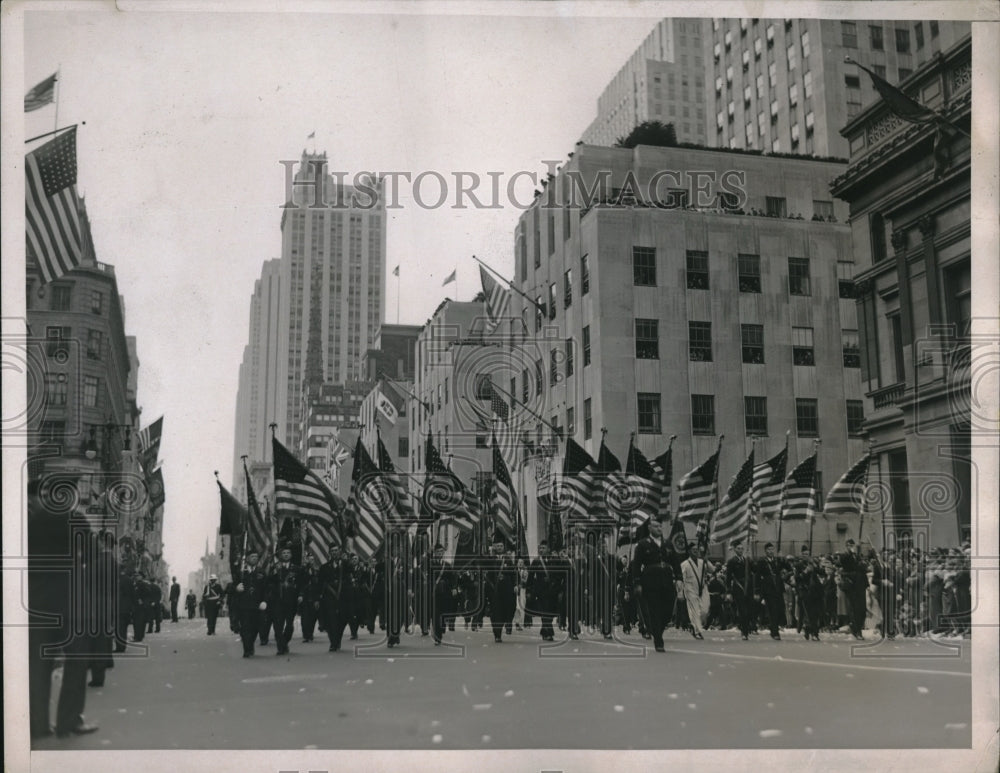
[707,18,970,157]
[582,18,708,146]
[232,258,283,493]
[278,151,387,453]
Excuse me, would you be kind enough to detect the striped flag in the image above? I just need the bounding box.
[217,479,246,536]
[304,518,340,565]
[25,73,57,112]
[137,416,163,473]
[423,433,480,533]
[677,447,721,522]
[272,435,344,528]
[711,449,755,545]
[560,438,597,527]
[651,445,673,521]
[25,127,84,284]
[479,264,511,333]
[596,435,625,524]
[244,464,270,555]
[346,437,387,561]
[490,386,518,472]
[624,441,662,542]
[783,452,818,520]
[376,433,416,526]
[824,454,870,516]
[491,430,519,541]
[751,446,788,532]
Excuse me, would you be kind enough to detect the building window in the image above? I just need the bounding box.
[473,374,492,401]
[521,367,530,403]
[86,329,103,360]
[40,420,65,450]
[635,318,659,359]
[638,393,662,434]
[582,325,591,366]
[686,250,709,290]
[847,400,865,437]
[788,257,811,296]
[91,290,104,315]
[691,394,715,435]
[564,269,573,308]
[738,253,761,292]
[744,396,768,436]
[550,415,563,443]
[793,327,815,366]
[801,30,811,58]
[870,25,884,50]
[765,196,786,218]
[535,359,544,396]
[584,398,593,440]
[398,436,409,458]
[50,285,72,311]
[804,71,813,99]
[535,296,544,331]
[563,206,571,240]
[889,313,906,383]
[870,213,887,263]
[898,68,912,81]
[895,28,910,54]
[476,422,488,449]
[838,262,855,298]
[914,22,924,50]
[813,200,834,220]
[930,20,939,38]
[45,325,71,357]
[564,338,574,377]
[945,261,971,339]
[842,21,857,48]
[444,377,449,404]
[741,324,764,363]
[550,350,559,386]
[789,83,799,107]
[83,375,99,408]
[566,406,575,437]
[633,246,656,286]
[45,373,67,406]
[580,254,590,295]
[549,283,557,320]
[689,321,712,362]
[796,398,819,437]
[843,329,861,367]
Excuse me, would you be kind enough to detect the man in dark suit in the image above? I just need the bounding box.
[430,544,455,645]
[631,518,677,652]
[298,553,320,643]
[318,545,351,652]
[169,576,181,622]
[755,542,787,640]
[115,563,135,652]
[132,573,150,642]
[268,544,303,654]
[840,538,869,640]
[147,580,163,633]
[795,545,825,641]
[233,549,268,657]
[725,540,755,641]
[487,541,518,643]
[527,540,558,641]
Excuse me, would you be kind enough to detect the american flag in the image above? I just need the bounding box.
[424,433,480,533]
[824,454,870,516]
[304,518,340,565]
[24,73,57,112]
[783,452,818,520]
[479,264,511,333]
[490,432,518,541]
[490,385,518,472]
[244,464,271,555]
[711,449,755,545]
[677,447,721,522]
[376,433,416,526]
[272,435,344,527]
[596,436,625,524]
[137,416,163,473]
[624,442,662,541]
[346,438,387,561]
[751,446,788,532]
[651,445,673,521]
[560,438,597,527]
[25,127,83,284]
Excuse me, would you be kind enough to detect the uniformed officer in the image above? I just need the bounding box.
[725,540,755,640]
[267,544,302,654]
[318,545,351,651]
[233,549,268,657]
[430,543,456,645]
[527,540,559,641]
[631,518,676,652]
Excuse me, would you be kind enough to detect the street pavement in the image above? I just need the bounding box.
[34,617,971,750]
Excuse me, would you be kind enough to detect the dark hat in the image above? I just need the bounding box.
[764,542,774,550]
[278,542,292,551]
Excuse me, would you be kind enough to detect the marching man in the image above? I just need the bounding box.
[678,541,711,640]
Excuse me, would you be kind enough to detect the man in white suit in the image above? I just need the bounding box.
[677,542,711,640]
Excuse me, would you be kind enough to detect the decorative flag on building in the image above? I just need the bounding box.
[244,463,270,555]
[25,127,83,285]
[561,437,598,528]
[676,446,721,522]
[24,73,57,112]
[490,430,518,542]
[375,388,399,425]
[376,432,416,526]
[137,416,163,473]
[217,478,247,536]
[711,449,755,545]
[823,454,871,516]
[751,445,788,531]
[441,268,457,286]
[782,452,818,520]
[147,467,165,511]
[345,437,386,561]
[479,264,511,333]
[272,435,344,531]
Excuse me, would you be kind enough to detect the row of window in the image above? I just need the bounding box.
[45,326,108,361]
[39,285,105,315]
[840,21,938,53]
[42,373,101,409]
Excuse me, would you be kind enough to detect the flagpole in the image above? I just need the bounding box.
[746,436,758,553]
[53,65,60,134]
[775,430,791,553]
[471,254,547,315]
[702,434,723,551]
[858,439,874,544]
[396,269,400,324]
[666,434,676,521]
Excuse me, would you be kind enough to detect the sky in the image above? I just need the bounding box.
[17,4,663,583]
